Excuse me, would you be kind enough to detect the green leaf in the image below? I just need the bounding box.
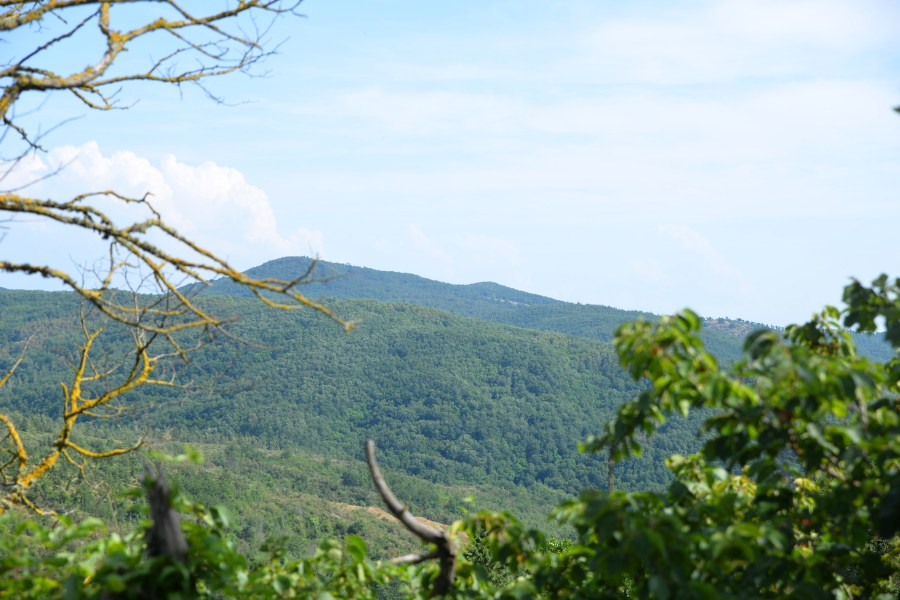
[806,422,838,454]
[345,534,368,563]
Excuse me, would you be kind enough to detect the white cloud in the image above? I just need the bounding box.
[0,152,51,191]
[5,1,897,325]
[286,74,899,228]
[155,154,324,257]
[1,142,324,275]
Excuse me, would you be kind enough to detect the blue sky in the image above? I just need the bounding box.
[3,0,899,326]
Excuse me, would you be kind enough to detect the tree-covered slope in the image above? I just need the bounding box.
[186,255,659,343]
[139,295,684,495]
[5,262,888,509]
[0,290,698,499]
[189,257,748,359]
[186,256,560,314]
[191,256,892,363]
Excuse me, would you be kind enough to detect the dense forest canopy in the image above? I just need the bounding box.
[0,285,689,498]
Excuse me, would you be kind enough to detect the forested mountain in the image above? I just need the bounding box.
[0,260,890,558]
[191,256,892,362]
[186,256,562,313]
[188,255,664,345]
[0,290,691,497]
[188,257,749,360]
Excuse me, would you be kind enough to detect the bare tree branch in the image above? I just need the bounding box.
[365,439,457,597]
[0,1,356,519]
[1,1,304,176]
[0,191,353,339]
[144,464,188,565]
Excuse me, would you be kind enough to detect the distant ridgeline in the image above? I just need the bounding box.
[1,259,891,513]
[185,256,747,355]
[184,256,560,313]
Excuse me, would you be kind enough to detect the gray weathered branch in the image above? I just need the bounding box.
[365,439,457,596]
[144,465,187,564]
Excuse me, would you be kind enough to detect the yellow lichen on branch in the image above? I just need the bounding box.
[0,1,350,516]
[0,191,350,336]
[1,1,303,138]
[0,323,160,514]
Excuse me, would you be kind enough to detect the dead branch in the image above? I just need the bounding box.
[0,0,353,517]
[365,439,457,597]
[0,308,185,514]
[1,2,350,343]
[0,192,350,334]
[144,464,188,564]
[1,1,303,151]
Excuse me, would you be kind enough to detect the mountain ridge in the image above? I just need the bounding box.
[186,256,561,308]
[184,256,778,361]
[185,256,892,364]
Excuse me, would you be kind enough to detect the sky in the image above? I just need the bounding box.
[3,0,899,326]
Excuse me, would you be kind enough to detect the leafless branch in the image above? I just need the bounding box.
[0,0,348,517]
[0,294,215,514]
[365,439,457,597]
[1,1,304,173]
[0,191,352,338]
[144,464,188,564]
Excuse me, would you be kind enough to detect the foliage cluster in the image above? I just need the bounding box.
[18,424,568,559]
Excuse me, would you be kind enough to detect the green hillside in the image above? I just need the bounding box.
[190,257,747,359]
[191,256,891,363]
[1,263,890,560]
[0,285,710,553]
[0,291,687,495]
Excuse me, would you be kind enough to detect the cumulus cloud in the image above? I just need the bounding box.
[3,142,324,271]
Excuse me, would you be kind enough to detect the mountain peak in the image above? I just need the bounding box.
[194,256,561,310]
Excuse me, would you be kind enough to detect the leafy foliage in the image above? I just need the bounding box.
[472,275,899,598]
[0,479,389,599]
